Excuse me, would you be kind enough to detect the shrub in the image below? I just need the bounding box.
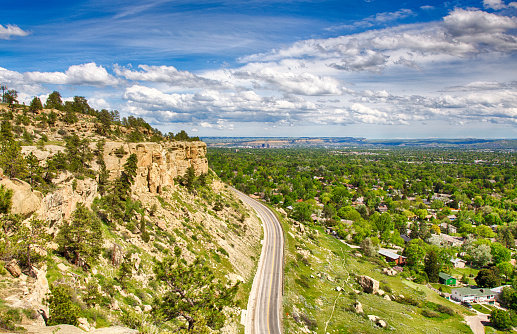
[436,305,454,316]
[45,284,80,326]
[422,309,440,318]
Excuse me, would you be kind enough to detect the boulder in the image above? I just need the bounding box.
[368,315,379,322]
[383,295,392,301]
[0,178,42,216]
[377,319,387,328]
[77,317,91,332]
[354,301,363,314]
[382,267,398,276]
[358,275,380,294]
[377,289,385,296]
[5,259,21,277]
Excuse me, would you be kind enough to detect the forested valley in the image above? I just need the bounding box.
[209,147,517,332]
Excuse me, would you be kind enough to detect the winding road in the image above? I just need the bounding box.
[232,189,284,334]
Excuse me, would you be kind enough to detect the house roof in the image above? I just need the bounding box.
[452,287,494,297]
[490,285,511,293]
[400,234,412,242]
[378,249,406,260]
[439,272,455,281]
[450,258,466,264]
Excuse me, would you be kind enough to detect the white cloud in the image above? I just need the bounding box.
[483,0,507,10]
[25,63,120,86]
[0,24,30,40]
[114,64,230,89]
[233,66,344,95]
[328,9,415,31]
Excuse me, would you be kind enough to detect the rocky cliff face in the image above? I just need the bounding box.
[103,141,208,194]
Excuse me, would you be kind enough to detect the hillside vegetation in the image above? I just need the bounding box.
[0,95,261,334]
[209,147,517,333]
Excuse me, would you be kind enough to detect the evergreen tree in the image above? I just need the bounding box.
[45,91,63,110]
[153,252,238,332]
[29,97,43,112]
[424,250,440,283]
[117,252,134,289]
[45,284,80,326]
[56,203,103,270]
[0,185,13,214]
[0,138,27,179]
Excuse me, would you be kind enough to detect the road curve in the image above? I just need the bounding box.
[232,188,284,334]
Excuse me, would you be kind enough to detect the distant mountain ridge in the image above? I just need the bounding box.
[203,137,517,149]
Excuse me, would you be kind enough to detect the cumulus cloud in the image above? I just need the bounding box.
[25,63,121,86]
[233,67,344,95]
[0,24,30,40]
[114,64,230,89]
[241,8,517,74]
[483,0,508,10]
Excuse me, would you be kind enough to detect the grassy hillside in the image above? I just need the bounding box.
[278,210,474,334]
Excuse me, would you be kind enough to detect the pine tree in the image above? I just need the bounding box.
[56,203,103,270]
[45,284,80,326]
[153,253,239,332]
[29,97,43,112]
[424,250,440,283]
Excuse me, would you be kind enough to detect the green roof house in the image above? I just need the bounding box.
[439,273,457,286]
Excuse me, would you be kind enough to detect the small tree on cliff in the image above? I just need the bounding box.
[103,153,137,223]
[56,203,103,270]
[152,249,239,332]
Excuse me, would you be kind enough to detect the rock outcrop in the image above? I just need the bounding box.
[0,177,43,216]
[358,275,380,294]
[103,141,208,194]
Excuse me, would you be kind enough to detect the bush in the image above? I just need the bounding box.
[45,284,80,326]
[422,309,440,318]
[436,305,454,316]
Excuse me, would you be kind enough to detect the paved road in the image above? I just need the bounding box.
[232,189,284,334]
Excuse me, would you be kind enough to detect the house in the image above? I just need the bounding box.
[451,287,496,304]
[439,273,457,286]
[400,234,412,243]
[450,258,466,268]
[491,285,512,302]
[439,223,457,234]
[377,204,388,213]
[378,249,407,265]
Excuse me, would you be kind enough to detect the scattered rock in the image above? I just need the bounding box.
[77,317,91,332]
[354,253,362,257]
[377,289,385,296]
[5,259,21,278]
[335,286,342,292]
[382,267,397,276]
[143,304,152,312]
[57,263,69,272]
[368,315,379,322]
[353,289,361,294]
[377,319,387,328]
[383,295,391,301]
[354,301,363,314]
[357,275,380,294]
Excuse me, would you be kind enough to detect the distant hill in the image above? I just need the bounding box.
[203,137,517,149]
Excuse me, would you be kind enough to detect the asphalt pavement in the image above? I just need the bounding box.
[232,189,284,334]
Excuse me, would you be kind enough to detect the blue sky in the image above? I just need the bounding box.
[1,0,517,138]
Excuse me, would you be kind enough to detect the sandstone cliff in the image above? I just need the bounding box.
[103,141,208,194]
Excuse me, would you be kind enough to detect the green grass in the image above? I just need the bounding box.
[472,304,491,314]
[431,283,452,294]
[280,216,473,334]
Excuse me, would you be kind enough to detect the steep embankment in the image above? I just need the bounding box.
[0,105,262,333]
